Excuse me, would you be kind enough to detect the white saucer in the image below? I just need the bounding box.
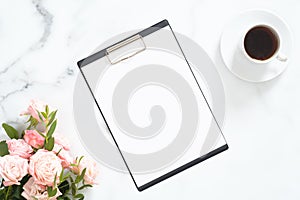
[220,10,293,82]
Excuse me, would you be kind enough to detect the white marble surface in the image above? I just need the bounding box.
[1,0,300,199]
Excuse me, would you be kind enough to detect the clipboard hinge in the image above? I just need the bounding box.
[106,34,146,65]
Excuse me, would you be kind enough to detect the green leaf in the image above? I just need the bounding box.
[41,112,47,119]
[0,188,5,199]
[0,141,9,156]
[26,116,32,123]
[78,184,92,190]
[36,110,44,121]
[47,186,51,194]
[80,168,86,177]
[53,172,57,187]
[45,105,49,115]
[21,130,25,138]
[56,148,62,156]
[75,193,84,199]
[4,185,13,200]
[71,183,76,196]
[27,117,39,130]
[64,171,71,179]
[60,170,71,183]
[58,197,71,200]
[36,130,46,138]
[69,176,74,183]
[47,120,57,138]
[47,110,57,126]
[59,169,65,182]
[47,186,57,197]
[52,188,58,196]
[76,156,84,166]
[58,180,70,195]
[44,137,55,151]
[2,123,19,139]
[75,168,86,184]
[20,174,30,185]
[75,175,80,184]
[11,184,25,199]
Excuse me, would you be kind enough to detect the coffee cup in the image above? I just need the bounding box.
[242,24,287,64]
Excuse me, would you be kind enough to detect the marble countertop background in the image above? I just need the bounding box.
[1,0,300,199]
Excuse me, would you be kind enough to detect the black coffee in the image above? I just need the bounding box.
[244,26,278,60]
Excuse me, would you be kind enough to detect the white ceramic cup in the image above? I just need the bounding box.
[241,24,287,64]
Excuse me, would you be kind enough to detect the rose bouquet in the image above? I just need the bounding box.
[0,100,99,200]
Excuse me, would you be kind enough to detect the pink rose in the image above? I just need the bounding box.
[0,155,29,186]
[7,139,33,159]
[24,130,45,149]
[20,99,46,122]
[72,157,99,185]
[54,134,70,150]
[29,150,62,186]
[52,144,73,168]
[22,177,62,200]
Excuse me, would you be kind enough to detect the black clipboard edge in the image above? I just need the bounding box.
[77,19,169,68]
[138,144,228,191]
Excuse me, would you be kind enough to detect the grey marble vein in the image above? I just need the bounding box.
[55,67,75,85]
[0,0,53,77]
[31,0,53,49]
[0,82,32,104]
[0,57,22,76]
[0,0,55,113]
[0,81,32,121]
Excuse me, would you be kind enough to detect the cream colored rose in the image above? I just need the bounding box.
[72,157,99,185]
[54,133,71,150]
[0,155,28,186]
[52,144,73,168]
[22,177,62,200]
[29,149,62,186]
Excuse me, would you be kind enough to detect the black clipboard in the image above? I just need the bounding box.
[77,20,228,191]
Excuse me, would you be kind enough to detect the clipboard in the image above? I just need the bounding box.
[77,20,228,191]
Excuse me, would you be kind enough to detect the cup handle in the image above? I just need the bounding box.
[276,54,288,62]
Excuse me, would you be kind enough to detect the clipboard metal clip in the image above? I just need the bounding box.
[106,34,146,65]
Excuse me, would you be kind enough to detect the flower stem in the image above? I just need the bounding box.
[5,186,11,200]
